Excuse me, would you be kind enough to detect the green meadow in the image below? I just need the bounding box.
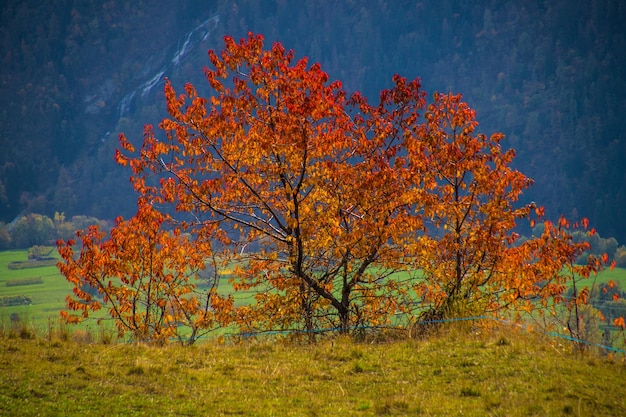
[2,247,626,334]
[0,250,72,329]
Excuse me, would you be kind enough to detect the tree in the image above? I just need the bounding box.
[0,222,11,250]
[106,32,609,337]
[118,33,428,335]
[11,213,55,248]
[407,92,535,322]
[57,199,233,344]
[510,217,615,352]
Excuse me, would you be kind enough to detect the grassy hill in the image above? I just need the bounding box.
[2,248,626,415]
[1,325,624,416]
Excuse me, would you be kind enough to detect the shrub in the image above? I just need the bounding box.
[572,231,620,265]
[7,259,58,270]
[615,246,626,268]
[5,277,44,287]
[0,222,11,250]
[27,245,54,260]
[0,295,33,307]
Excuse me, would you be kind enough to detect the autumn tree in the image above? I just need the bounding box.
[90,32,610,337]
[404,92,535,322]
[509,217,616,352]
[57,200,233,344]
[115,33,433,335]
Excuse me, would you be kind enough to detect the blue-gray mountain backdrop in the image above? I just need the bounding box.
[1,0,624,243]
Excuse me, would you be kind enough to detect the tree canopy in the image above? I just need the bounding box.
[58,33,615,342]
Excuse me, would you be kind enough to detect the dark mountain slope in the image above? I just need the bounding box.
[1,0,624,242]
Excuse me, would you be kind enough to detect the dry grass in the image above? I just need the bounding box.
[1,323,625,416]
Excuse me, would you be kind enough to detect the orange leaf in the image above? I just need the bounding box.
[614,317,625,329]
[613,293,620,302]
[581,217,589,229]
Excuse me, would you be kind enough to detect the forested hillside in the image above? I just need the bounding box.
[1,0,625,242]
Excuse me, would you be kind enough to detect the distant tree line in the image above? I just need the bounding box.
[571,231,626,269]
[0,212,109,250]
[4,210,626,269]
[527,223,626,269]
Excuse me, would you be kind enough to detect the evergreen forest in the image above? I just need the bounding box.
[1,0,625,244]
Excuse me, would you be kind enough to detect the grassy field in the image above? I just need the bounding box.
[0,250,72,329]
[0,249,247,332]
[1,324,625,416]
[2,247,626,334]
[2,249,626,415]
[577,264,626,287]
